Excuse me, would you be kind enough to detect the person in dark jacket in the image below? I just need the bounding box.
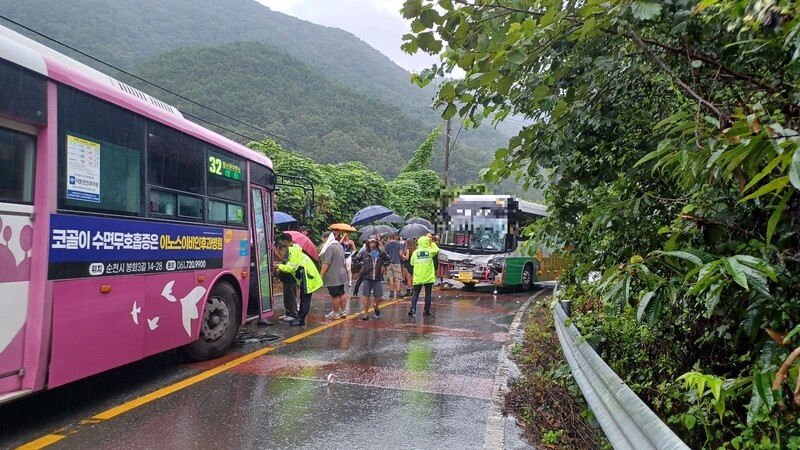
[354,236,391,320]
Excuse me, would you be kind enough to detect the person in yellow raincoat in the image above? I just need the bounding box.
[273,240,322,326]
[408,234,439,316]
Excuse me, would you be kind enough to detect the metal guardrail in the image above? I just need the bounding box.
[554,304,690,450]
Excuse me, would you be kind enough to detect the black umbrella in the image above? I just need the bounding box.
[358,224,397,241]
[406,217,434,230]
[380,213,405,224]
[351,205,393,226]
[399,223,431,239]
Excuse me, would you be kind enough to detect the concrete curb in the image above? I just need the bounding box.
[483,287,552,449]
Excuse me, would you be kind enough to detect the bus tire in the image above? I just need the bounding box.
[184,281,240,361]
[521,264,533,291]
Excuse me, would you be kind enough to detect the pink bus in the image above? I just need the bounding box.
[0,25,277,405]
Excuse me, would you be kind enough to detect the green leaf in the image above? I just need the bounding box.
[631,1,662,20]
[743,152,789,192]
[654,111,689,129]
[767,188,793,245]
[439,84,456,101]
[419,8,440,28]
[651,250,703,266]
[637,291,655,322]
[540,9,556,26]
[790,149,800,189]
[753,372,776,409]
[533,85,550,102]
[401,0,423,19]
[634,139,672,167]
[708,378,722,401]
[746,386,764,426]
[733,255,777,282]
[695,0,720,12]
[442,103,457,119]
[703,282,723,317]
[740,176,789,202]
[458,53,475,69]
[783,324,800,344]
[723,257,749,290]
[416,32,442,53]
[506,50,527,65]
[684,414,697,430]
[411,19,428,33]
[497,76,513,95]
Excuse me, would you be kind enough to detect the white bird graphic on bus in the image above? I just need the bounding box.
[160,281,207,337]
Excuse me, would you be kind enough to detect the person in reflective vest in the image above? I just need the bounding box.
[409,235,439,316]
[274,241,322,326]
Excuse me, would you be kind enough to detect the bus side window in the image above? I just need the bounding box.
[58,86,145,216]
[0,128,35,203]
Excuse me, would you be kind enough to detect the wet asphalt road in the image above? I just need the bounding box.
[1,284,541,449]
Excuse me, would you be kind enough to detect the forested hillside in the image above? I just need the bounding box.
[0,0,510,182]
[127,42,430,176]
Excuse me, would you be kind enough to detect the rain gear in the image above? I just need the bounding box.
[355,245,391,281]
[411,236,439,285]
[278,246,323,294]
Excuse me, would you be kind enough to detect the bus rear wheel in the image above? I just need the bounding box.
[521,264,533,291]
[184,281,239,361]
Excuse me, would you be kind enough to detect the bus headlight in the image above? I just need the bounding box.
[488,257,505,270]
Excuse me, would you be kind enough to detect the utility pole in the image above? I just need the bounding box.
[444,118,451,186]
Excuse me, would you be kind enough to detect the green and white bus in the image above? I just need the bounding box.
[437,195,567,290]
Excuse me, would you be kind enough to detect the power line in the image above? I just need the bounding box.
[0,15,320,158]
[450,121,464,151]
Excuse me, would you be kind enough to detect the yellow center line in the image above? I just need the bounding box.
[92,344,277,420]
[17,297,405,449]
[283,298,403,343]
[16,434,65,450]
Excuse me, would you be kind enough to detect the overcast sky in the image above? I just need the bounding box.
[254,0,440,72]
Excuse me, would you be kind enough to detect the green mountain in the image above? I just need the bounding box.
[0,0,511,182]
[128,42,428,174]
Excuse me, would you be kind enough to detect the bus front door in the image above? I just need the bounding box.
[249,187,273,318]
[0,127,36,397]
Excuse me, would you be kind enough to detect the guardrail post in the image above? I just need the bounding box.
[559,299,571,317]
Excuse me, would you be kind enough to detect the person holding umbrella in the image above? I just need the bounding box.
[273,238,323,326]
[339,232,355,286]
[383,233,404,299]
[275,233,301,322]
[329,223,358,287]
[351,241,368,299]
[408,235,440,316]
[400,238,415,297]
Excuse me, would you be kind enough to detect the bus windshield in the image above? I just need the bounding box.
[442,202,508,251]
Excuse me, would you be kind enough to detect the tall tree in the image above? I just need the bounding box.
[402,0,800,446]
[402,125,442,172]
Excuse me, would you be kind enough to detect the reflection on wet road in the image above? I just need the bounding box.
[3,285,540,449]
